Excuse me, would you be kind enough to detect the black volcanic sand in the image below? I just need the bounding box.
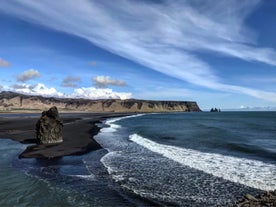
[0,112,134,159]
[0,112,275,206]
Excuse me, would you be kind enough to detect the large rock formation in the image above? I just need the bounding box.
[36,106,63,144]
[0,91,201,112]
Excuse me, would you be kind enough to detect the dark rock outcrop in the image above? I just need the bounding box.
[36,106,63,144]
[210,108,221,112]
[235,191,276,207]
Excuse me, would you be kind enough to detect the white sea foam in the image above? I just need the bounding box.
[95,115,264,205]
[105,114,145,125]
[101,114,145,134]
[70,174,96,181]
[130,133,276,191]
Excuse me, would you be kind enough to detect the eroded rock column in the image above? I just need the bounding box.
[36,106,63,144]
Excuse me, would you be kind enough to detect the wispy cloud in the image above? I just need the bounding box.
[93,76,126,88]
[1,0,276,102]
[16,69,40,82]
[0,57,11,67]
[61,76,80,88]
[218,84,276,103]
[237,75,276,85]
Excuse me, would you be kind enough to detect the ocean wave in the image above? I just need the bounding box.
[105,114,145,125]
[130,133,276,191]
[100,114,145,134]
[94,113,274,205]
[226,142,276,160]
[95,116,264,206]
[68,174,96,181]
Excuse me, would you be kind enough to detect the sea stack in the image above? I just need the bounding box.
[36,106,63,144]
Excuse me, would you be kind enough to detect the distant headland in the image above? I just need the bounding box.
[0,91,201,113]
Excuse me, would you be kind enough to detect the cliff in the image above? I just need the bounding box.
[0,91,201,113]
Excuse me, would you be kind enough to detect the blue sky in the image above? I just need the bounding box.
[0,0,276,110]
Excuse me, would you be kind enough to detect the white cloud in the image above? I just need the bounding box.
[61,76,80,88]
[240,105,247,109]
[16,69,40,82]
[11,83,32,90]
[11,83,63,97]
[238,105,275,111]
[72,87,131,100]
[2,0,276,102]
[93,76,126,88]
[0,57,10,67]
[9,83,131,100]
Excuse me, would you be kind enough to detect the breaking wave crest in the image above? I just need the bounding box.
[130,133,276,191]
[95,113,275,206]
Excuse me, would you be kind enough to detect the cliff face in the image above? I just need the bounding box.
[0,91,201,112]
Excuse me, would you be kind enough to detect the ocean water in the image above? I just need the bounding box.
[0,112,275,206]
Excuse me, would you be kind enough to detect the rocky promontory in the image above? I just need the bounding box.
[0,91,201,113]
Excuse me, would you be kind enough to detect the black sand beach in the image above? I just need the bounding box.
[0,112,275,206]
[0,112,134,159]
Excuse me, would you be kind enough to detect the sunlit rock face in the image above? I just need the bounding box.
[0,91,201,112]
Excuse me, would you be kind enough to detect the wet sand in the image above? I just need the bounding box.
[0,112,134,159]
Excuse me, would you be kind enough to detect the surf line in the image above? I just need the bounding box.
[130,134,276,191]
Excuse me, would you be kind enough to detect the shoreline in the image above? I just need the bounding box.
[0,112,135,159]
[1,112,275,206]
